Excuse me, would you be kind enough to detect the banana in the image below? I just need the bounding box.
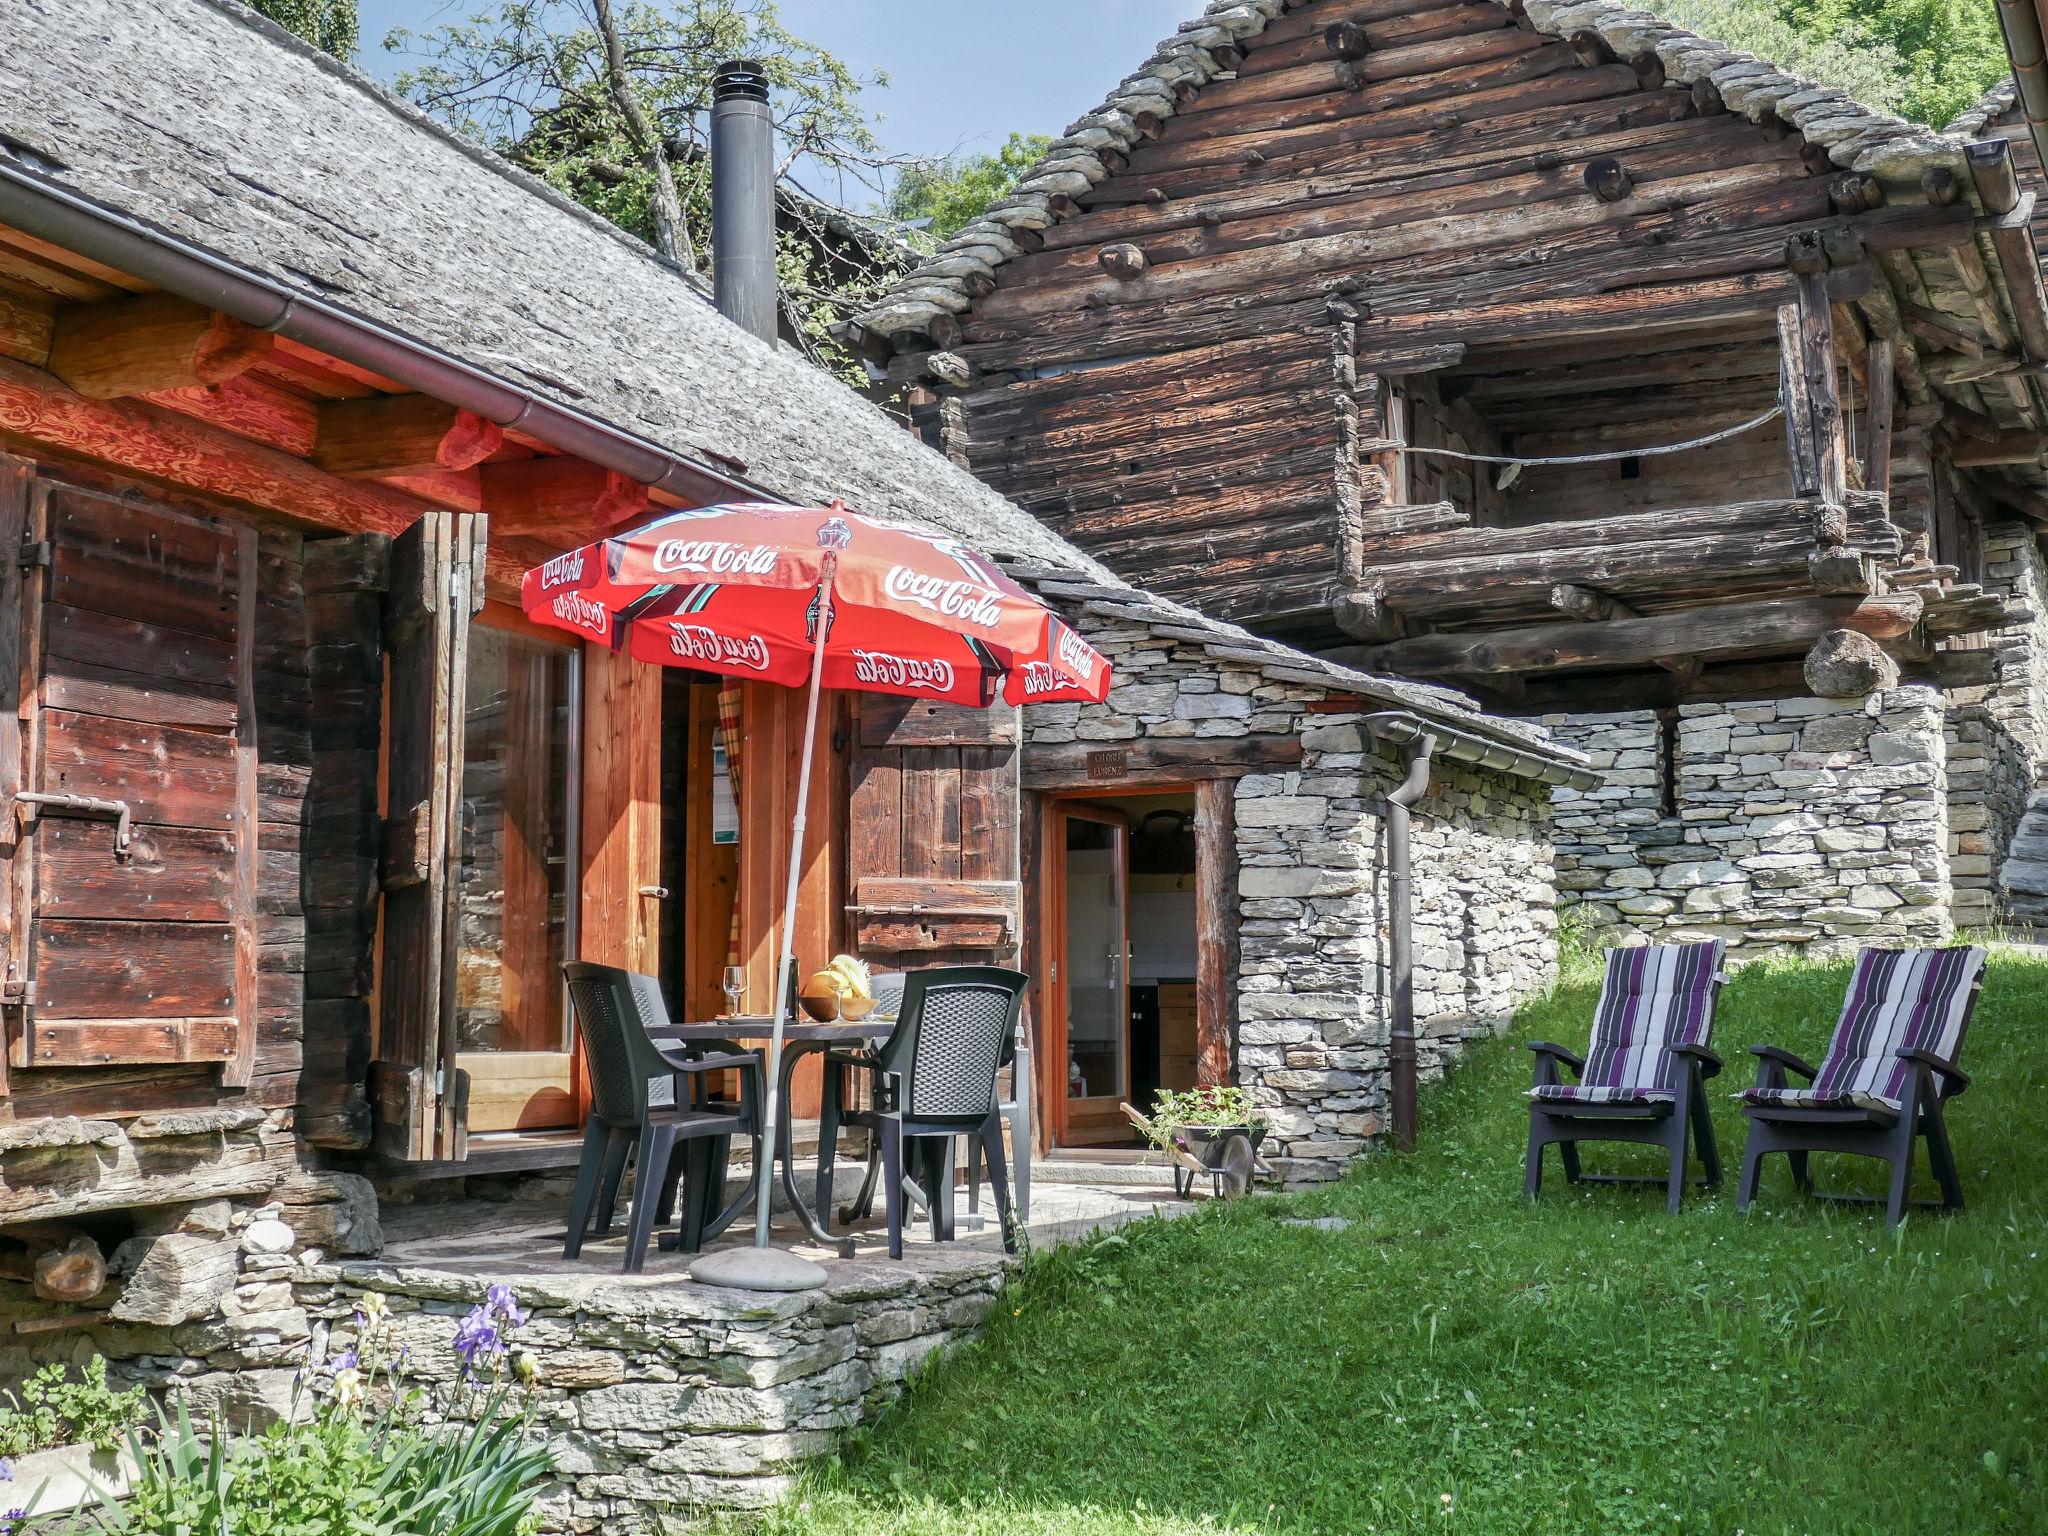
[828,954,873,1001]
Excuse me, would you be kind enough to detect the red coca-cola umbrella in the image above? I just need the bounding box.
[523,501,1110,1277]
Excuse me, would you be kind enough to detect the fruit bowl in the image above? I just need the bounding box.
[797,981,841,1023]
[837,993,876,1021]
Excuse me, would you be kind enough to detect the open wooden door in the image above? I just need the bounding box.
[1,468,262,1090]
[372,512,485,1161]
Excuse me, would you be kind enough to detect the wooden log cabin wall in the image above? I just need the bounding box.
[852,0,2048,717]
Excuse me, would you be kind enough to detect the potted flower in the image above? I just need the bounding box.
[0,1357,144,1519]
[1139,1084,1270,1197]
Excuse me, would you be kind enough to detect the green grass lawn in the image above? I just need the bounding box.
[742,945,2048,1536]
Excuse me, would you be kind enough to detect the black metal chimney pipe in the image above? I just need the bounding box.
[711,59,777,343]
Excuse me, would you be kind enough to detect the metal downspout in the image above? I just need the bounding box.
[1385,733,1435,1154]
[1994,0,2048,176]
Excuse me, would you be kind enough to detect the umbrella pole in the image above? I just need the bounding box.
[691,558,836,1293]
[752,559,834,1249]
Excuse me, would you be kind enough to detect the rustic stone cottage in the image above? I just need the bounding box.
[0,1,1593,1489]
[852,0,2048,957]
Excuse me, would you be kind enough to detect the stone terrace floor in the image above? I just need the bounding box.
[370,1164,1185,1298]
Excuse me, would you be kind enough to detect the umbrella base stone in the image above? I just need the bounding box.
[689,1246,830,1292]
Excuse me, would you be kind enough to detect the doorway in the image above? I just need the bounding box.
[1044,790,1205,1149]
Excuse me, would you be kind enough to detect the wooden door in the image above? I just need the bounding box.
[846,695,1022,963]
[1046,802,1131,1149]
[372,512,485,1161]
[1,473,260,1087]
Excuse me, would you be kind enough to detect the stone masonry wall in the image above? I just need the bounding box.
[296,1255,1009,1527]
[1544,687,1952,957]
[1963,521,2048,923]
[1031,615,1562,1183]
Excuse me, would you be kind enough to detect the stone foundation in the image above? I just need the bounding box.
[1544,688,1952,956]
[294,1254,1008,1525]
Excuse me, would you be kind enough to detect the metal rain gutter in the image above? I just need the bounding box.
[1360,710,1599,792]
[0,152,765,510]
[1994,0,2048,177]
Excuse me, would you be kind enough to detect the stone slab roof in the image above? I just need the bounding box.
[854,0,1985,345]
[0,0,1587,780]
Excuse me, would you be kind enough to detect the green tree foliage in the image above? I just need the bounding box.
[888,132,1053,243]
[247,0,359,59]
[1661,0,2006,126]
[1789,0,2007,127]
[389,1,917,380]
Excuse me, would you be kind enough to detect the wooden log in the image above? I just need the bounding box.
[1325,19,1370,58]
[312,395,505,478]
[46,294,273,400]
[1582,157,1631,203]
[1193,778,1236,1089]
[1863,339,1894,498]
[1361,592,1924,676]
[1548,582,1636,621]
[1979,196,2048,365]
[481,457,647,536]
[1021,733,1302,791]
[1804,628,1898,697]
[1630,50,1664,89]
[1097,243,1149,279]
[1948,430,2047,468]
[1333,582,1402,641]
[1567,28,1613,67]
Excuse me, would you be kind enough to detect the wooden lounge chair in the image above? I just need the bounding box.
[1737,945,1984,1228]
[1524,941,1726,1214]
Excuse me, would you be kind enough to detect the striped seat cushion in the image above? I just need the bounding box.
[1528,942,1724,1107]
[1744,946,1985,1115]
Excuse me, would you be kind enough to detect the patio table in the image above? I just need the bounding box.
[649,1017,891,1259]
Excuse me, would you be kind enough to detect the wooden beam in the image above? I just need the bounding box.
[482,457,648,536]
[1193,777,1235,1090]
[312,394,505,478]
[1548,582,1636,621]
[1863,339,1894,498]
[1022,733,1302,791]
[1361,592,1924,677]
[1948,430,2047,468]
[47,293,273,400]
[0,351,532,596]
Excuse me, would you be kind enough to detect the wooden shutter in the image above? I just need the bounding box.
[847,695,1021,963]
[0,471,260,1085]
[371,513,484,1160]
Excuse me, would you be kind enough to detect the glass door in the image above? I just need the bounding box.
[454,609,579,1132]
[1060,804,1132,1147]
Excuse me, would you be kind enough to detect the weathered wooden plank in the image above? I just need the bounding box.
[1362,591,1923,676]
[35,818,234,922]
[1022,734,1303,790]
[28,918,236,1020]
[38,709,237,828]
[22,1015,238,1068]
[47,294,272,400]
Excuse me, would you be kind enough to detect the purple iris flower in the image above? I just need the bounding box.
[331,1348,359,1372]
[452,1303,505,1376]
[485,1284,527,1329]
[0,1461,11,1483]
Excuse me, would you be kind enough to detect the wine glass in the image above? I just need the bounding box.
[721,965,745,1019]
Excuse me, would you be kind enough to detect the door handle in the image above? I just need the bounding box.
[638,884,670,899]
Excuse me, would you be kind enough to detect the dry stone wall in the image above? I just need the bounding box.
[1033,616,1563,1183]
[1544,689,1953,956]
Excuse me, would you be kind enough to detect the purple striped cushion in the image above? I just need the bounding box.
[1744,946,1984,1114]
[1527,942,1723,1106]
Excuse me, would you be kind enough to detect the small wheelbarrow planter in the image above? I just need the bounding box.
[1121,1102,1273,1199]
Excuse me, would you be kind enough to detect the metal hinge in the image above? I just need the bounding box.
[1,977,34,1007]
[16,540,49,572]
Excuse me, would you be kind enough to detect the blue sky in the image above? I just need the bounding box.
[356,1,1193,208]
